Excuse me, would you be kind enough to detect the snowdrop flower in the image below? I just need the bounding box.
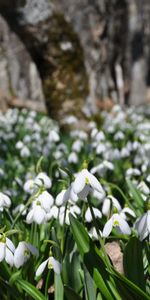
[37,191,54,212]
[120,207,136,220]
[55,186,78,207]
[0,236,15,266]
[46,205,59,220]
[72,169,103,199]
[137,181,150,196]
[114,131,125,141]
[68,152,78,164]
[16,141,24,150]
[96,143,106,155]
[126,168,141,178]
[14,241,39,268]
[34,172,52,189]
[48,130,60,143]
[20,146,30,157]
[85,207,102,223]
[89,227,102,240]
[72,140,83,152]
[36,256,61,276]
[24,179,36,194]
[26,191,54,224]
[0,192,11,210]
[13,204,27,216]
[26,202,47,224]
[58,205,80,225]
[102,196,122,217]
[92,189,106,202]
[103,213,131,237]
[134,210,150,241]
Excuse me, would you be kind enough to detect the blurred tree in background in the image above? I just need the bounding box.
[0,0,150,120]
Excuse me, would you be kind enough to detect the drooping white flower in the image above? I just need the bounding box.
[102,196,122,217]
[34,172,52,189]
[137,181,150,196]
[46,206,59,220]
[48,130,60,143]
[26,202,46,224]
[68,152,78,164]
[36,256,61,276]
[85,207,102,223]
[0,236,15,266]
[13,204,27,216]
[37,191,54,212]
[134,210,150,241]
[20,146,30,157]
[24,179,36,194]
[14,241,39,268]
[120,207,136,220]
[0,192,11,210]
[103,213,131,237]
[72,169,103,198]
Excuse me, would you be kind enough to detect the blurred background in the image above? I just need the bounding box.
[0,0,150,122]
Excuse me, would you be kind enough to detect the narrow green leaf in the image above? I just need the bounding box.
[126,179,143,212]
[55,274,64,300]
[110,269,150,300]
[64,285,82,300]
[17,279,46,300]
[84,266,97,300]
[69,214,114,300]
[123,237,146,291]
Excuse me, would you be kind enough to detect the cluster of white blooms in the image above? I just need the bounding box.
[1,105,150,274]
[0,235,38,268]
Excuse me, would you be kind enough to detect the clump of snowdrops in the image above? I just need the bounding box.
[0,106,150,300]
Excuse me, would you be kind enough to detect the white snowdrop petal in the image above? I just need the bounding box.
[78,185,91,200]
[87,172,103,193]
[26,243,39,257]
[14,242,26,268]
[147,211,150,232]
[0,242,6,262]
[103,219,113,237]
[117,216,131,235]
[73,172,86,194]
[36,259,49,277]
[135,213,147,240]
[34,206,46,224]
[39,191,54,212]
[102,198,110,216]
[5,248,14,266]
[26,209,34,223]
[6,238,15,253]
[55,190,66,206]
[49,257,61,275]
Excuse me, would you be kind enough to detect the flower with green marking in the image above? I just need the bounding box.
[72,169,104,200]
[0,235,15,266]
[14,241,39,268]
[103,213,131,237]
[36,256,61,277]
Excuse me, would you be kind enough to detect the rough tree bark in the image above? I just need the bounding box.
[0,0,149,118]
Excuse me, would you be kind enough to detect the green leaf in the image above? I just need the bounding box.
[64,285,82,300]
[55,274,64,300]
[110,269,150,300]
[16,279,46,300]
[123,237,146,291]
[69,214,114,300]
[83,266,97,300]
[126,179,144,213]
[9,270,22,285]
